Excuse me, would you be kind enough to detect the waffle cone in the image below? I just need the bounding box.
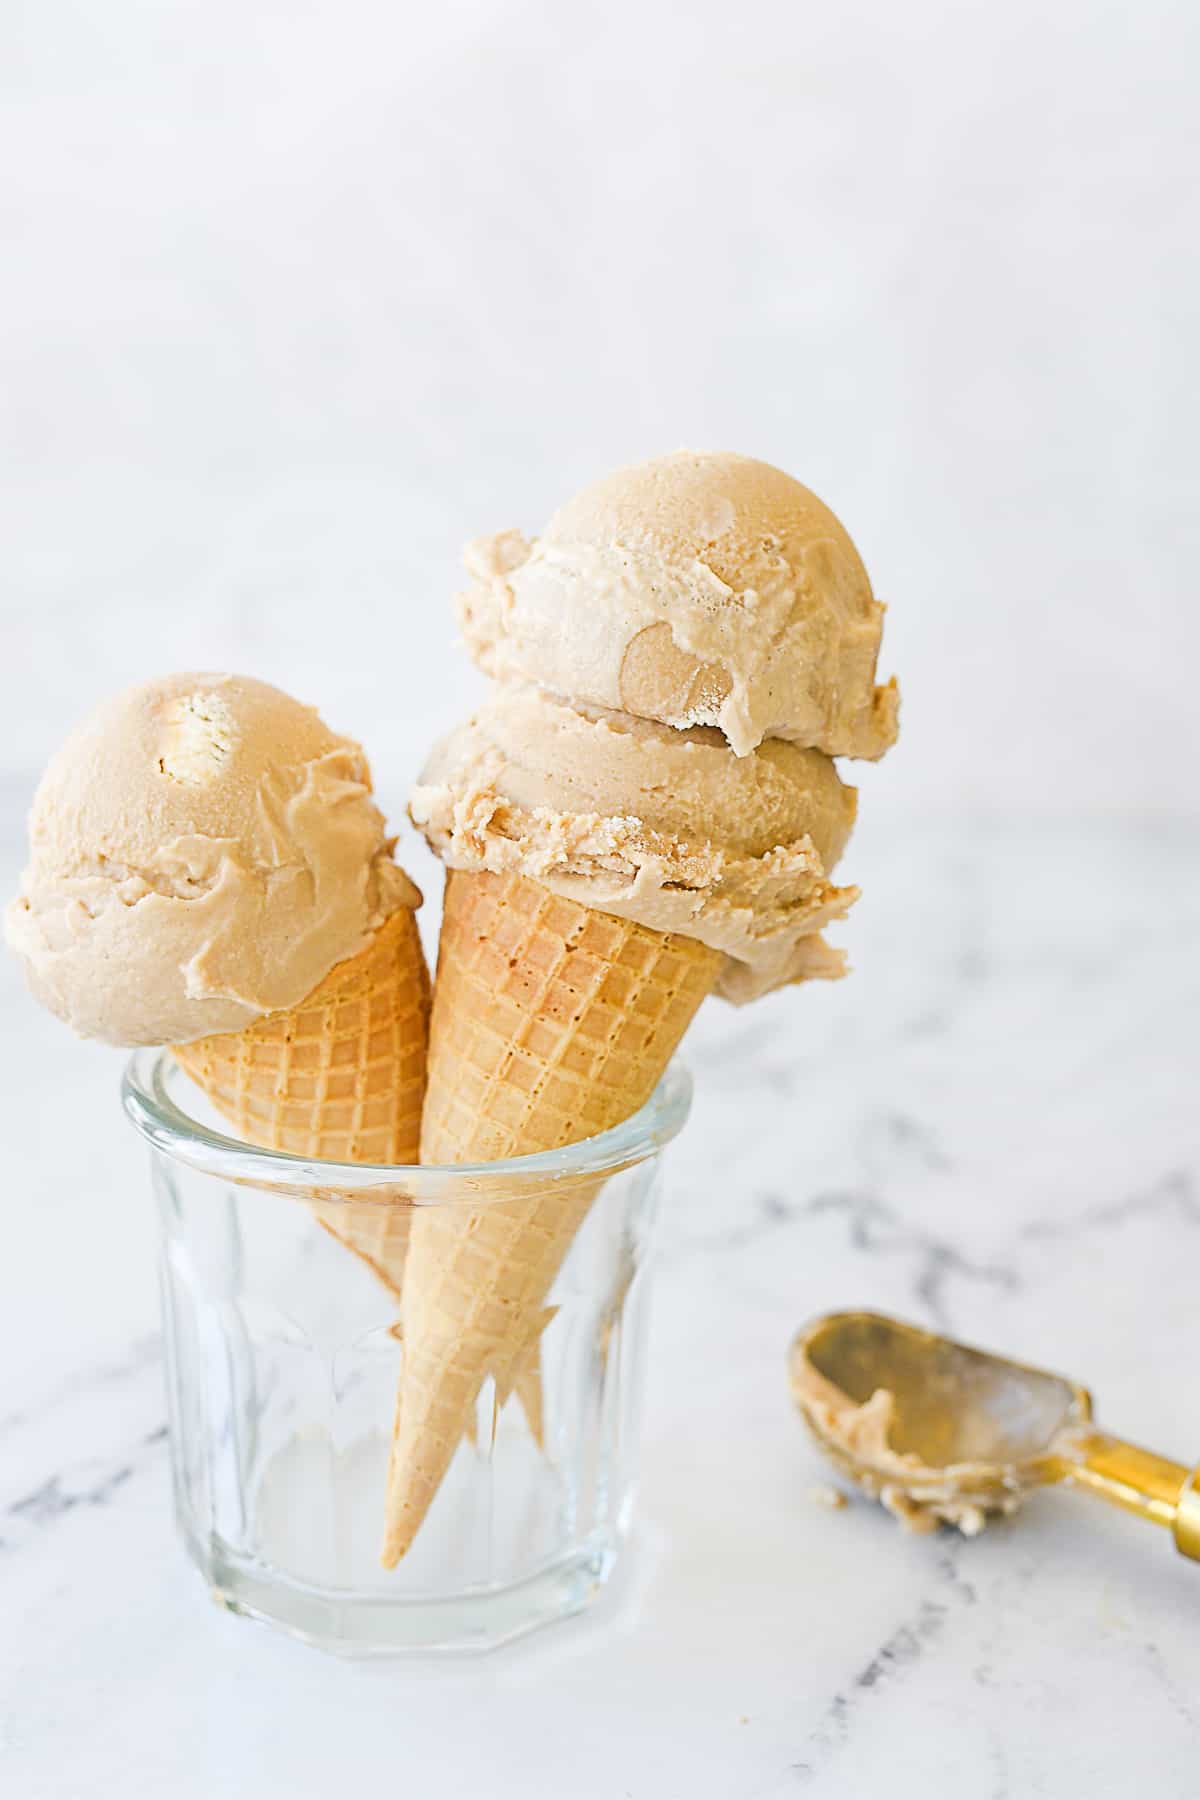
[381,868,719,1565]
[173,904,430,1290]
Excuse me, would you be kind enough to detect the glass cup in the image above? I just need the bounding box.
[121,1049,692,1656]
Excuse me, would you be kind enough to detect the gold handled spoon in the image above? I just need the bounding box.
[789,1310,1200,1557]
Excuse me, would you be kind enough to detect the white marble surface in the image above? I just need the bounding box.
[2,809,1197,1797]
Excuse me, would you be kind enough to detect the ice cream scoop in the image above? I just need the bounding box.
[6,672,416,1045]
[457,450,899,758]
[410,684,859,1002]
[790,1311,1200,1558]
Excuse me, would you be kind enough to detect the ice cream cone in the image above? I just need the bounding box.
[174,903,430,1290]
[381,867,720,1565]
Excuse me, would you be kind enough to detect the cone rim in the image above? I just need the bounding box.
[122,1047,692,1203]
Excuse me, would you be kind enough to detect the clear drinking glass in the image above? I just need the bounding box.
[121,1048,691,1656]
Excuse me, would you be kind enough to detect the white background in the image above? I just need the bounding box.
[2,0,1197,843]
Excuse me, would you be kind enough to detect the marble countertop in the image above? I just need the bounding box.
[2,813,1197,1798]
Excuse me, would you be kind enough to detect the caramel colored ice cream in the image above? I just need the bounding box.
[6,673,417,1045]
[789,1357,1009,1537]
[458,451,898,759]
[410,683,858,1003]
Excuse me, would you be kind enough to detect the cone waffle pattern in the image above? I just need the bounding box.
[173,904,430,1288]
[382,868,719,1564]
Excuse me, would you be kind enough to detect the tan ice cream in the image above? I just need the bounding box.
[409,683,858,1003]
[789,1357,1018,1537]
[6,673,417,1045]
[457,451,899,759]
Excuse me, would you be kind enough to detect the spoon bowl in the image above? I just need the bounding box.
[797,1310,1089,1471]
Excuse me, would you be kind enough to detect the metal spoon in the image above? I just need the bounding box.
[790,1310,1200,1558]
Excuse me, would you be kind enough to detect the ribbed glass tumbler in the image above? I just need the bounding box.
[121,1049,690,1656]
